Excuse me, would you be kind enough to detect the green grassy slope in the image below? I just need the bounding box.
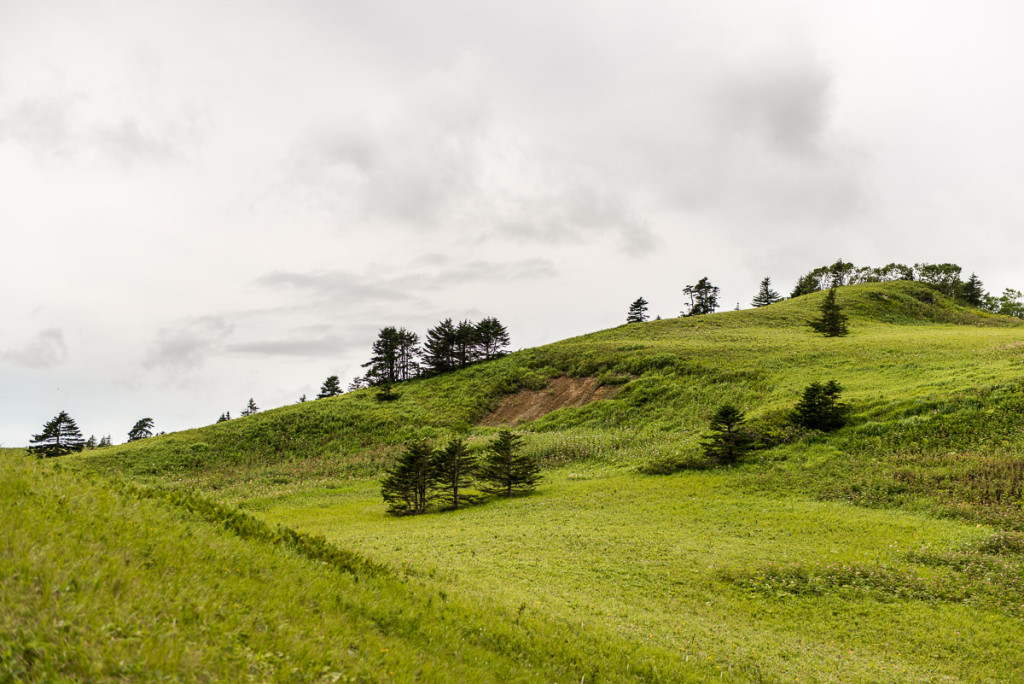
[16,280,1024,681]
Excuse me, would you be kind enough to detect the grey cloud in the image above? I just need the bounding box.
[3,328,68,368]
[254,271,417,304]
[0,94,79,157]
[141,316,233,371]
[227,333,363,358]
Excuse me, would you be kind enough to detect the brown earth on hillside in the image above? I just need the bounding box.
[480,376,618,426]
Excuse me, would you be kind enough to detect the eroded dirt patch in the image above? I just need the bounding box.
[480,376,618,426]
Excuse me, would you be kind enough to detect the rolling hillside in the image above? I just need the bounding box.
[8,280,1024,682]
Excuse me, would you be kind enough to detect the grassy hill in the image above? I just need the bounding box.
[9,280,1024,681]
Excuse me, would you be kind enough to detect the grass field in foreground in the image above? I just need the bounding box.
[240,468,1024,682]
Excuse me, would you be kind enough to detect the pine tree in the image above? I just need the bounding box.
[475,317,511,361]
[809,287,849,337]
[297,394,307,403]
[792,380,848,431]
[85,435,97,449]
[960,273,986,308]
[751,277,782,307]
[347,376,367,392]
[380,440,437,515]
[216,411,231,423]
[98,435,112,447]
[317,375,343,398]
[432,437,477,509]
[127,417,155,442]
[626,297,649,323]
[363,326,420,384]
[682,277,720,316]
[700,404,751,465]
[240,398,259,416]
[422,318,458,375]
[29,411,85,457]
[453,320,478,369]
[477,430,540,497]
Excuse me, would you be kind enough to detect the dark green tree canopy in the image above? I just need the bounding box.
[422,318,458,376]
[240,398,259,417]
[432,437,477,509]
[751,277,782,307]
[317,375,343,399]
[29,411,85,457]
[380,440,438,515]
[127,417,155,442]
[626,297,649,323]
[475,317,511,361]
[682,277,720,316]
[792,380,848,432]
[701,404,752,466]
[477,430,540,497]
[809,287,849,337]
[362,326,420,385]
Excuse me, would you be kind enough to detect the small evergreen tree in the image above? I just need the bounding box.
[960,272,986,308]
[380,440,437,515]
[29,411,85,457]
[85,435,97,449]
[432,437,477,509]
[216,411,231,423]
[127,417,155,442]
[626,297,649,323]
[422,318,458,375]
[792,380,848,431]
[809,287,849,337]
[700,404,751,465]
[297,394,307,403]
[347,376,367,392]
[317,375,343,398]
[477,430,540,496]
[682,277,720,316]
[98,435,112,447]
[751,277,782,307]
[240,398,259,416]
[475,317,511,361]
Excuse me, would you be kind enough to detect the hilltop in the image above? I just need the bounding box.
[8,279,1024,682]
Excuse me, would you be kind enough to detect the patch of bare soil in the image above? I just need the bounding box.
[479,376,619,426]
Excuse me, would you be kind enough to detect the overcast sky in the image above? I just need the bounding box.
[3,0,1024,446]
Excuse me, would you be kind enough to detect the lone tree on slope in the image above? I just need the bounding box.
[127,417,155,442]
[809,287,849,337]
[240,398,259,417]
[700,404,752,466]
[792,380,848,432]
[682,277,720,316]
[29,411,85,457]
[477,430,541,497]
[317,375,343,399]
[626,297,650,323]
[751,277,782,307]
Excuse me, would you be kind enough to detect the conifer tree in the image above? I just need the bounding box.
[347,376,366,392]
[700,404,751,465]
[98,435,112,447]
[792,380,848,431]
[682,277,720,316]
[240,398,259,416]
[477,430,540,496]
[475,317,511,361]
[29,411,85,457]
[626,297,649,323]
[317,375,343,398]
[380,440,437,515]
[453,320,478,369]
[363,326,420,384]
[85,435,97,449]
[809,287,849,337]
[127,417,155,442]
[432,437,477,509]
[422,318,458,375]
[960,273,986,308]
[216,411,231,423]
[751,277,782,307]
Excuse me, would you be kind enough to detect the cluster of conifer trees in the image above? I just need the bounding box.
[700,380,849,467]
[27,412,152,456]
[381,429,540,515]
[359,317,511,387]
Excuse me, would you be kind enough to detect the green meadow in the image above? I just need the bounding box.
[7,280,1024,681]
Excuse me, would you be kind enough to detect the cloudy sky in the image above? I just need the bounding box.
[3,0,1024,446]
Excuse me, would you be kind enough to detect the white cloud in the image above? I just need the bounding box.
[3,328,68,368]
